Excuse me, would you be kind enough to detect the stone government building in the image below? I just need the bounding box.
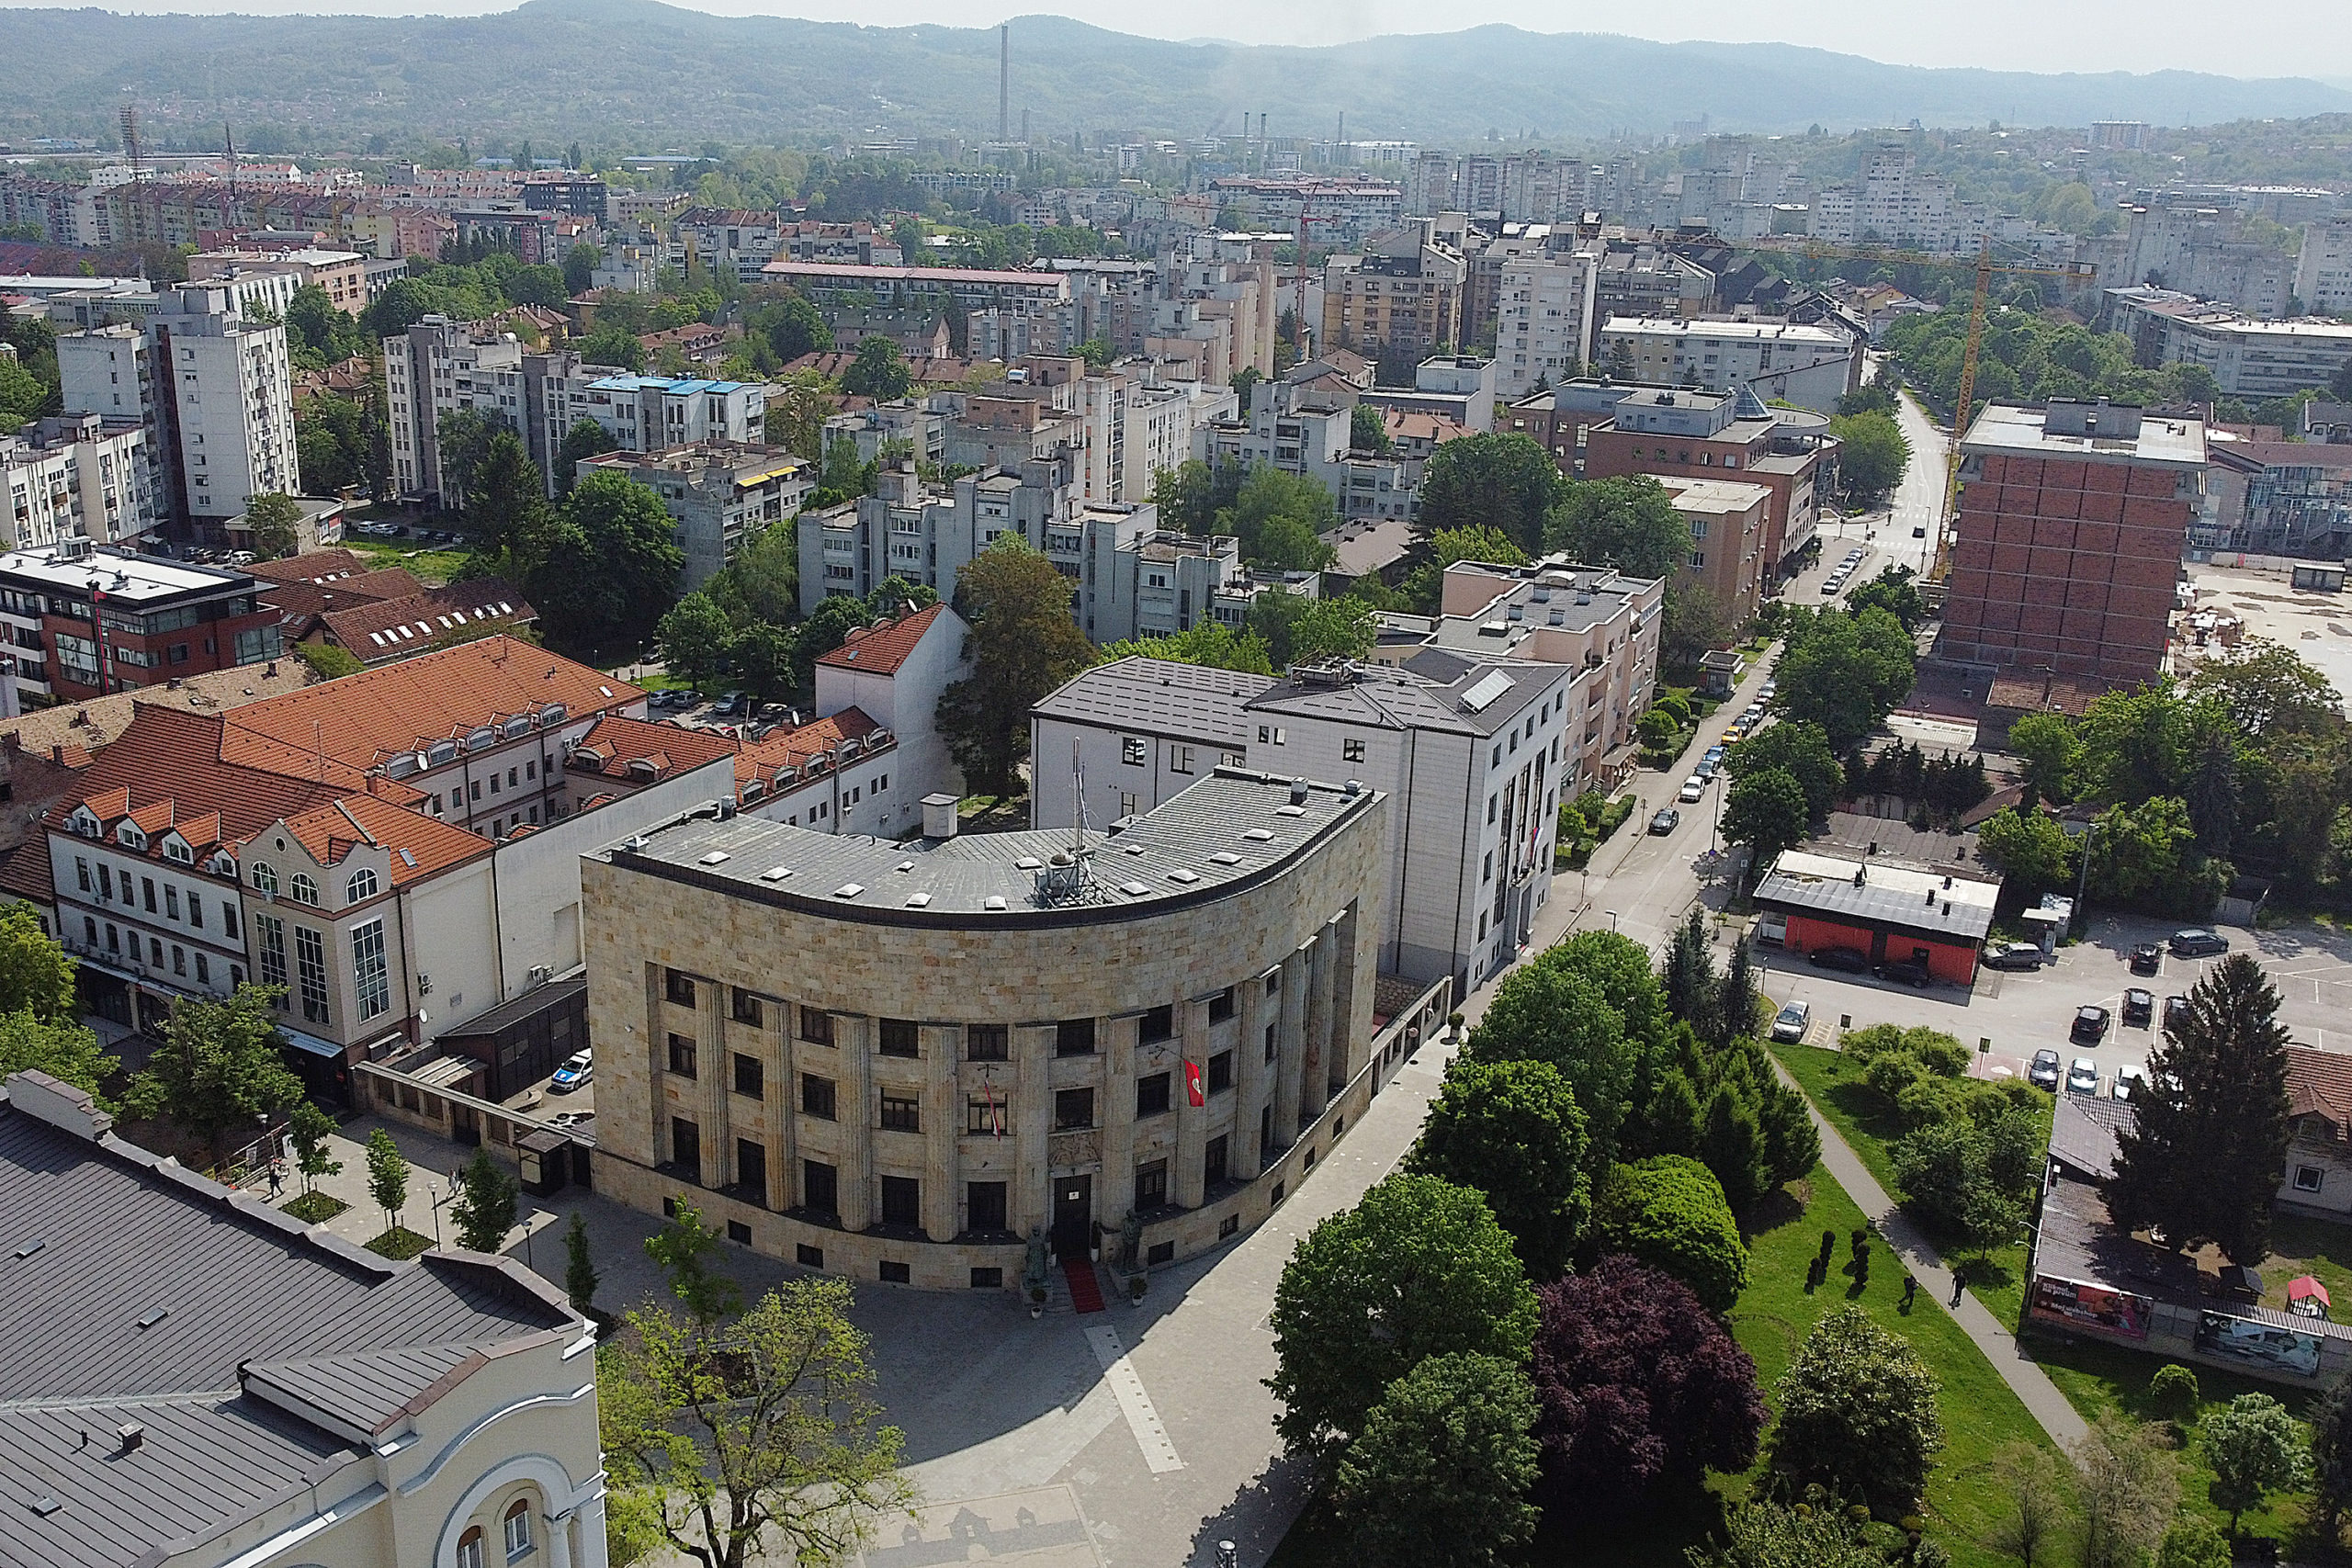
[583,770,1443,1290]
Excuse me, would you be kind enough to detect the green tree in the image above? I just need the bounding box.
[1975,807,2074,900]
[936,536,1096,795]
[294,641,364,680]
[2201,1393,2309,1536]
[1891,1118,2025,1255]
[2084,795,2201,911]
[450,1145,520,1254]
[2076,684,2193,807]
[2156,1518,2233,1568]
[1686,1497,1905,1567]
[2312,1365,2352,1537]
[1826,409,1910,506]
[364,1126,408,1233]
[598,1277,913,1568]
[1098,622,1275,674]
[581,323,648,372]
[1256,511,1338,571]
[840,335,912,400]
[1722,767,1811,874]
[123,985,303,1160]
[707,524,800,627]
[1662,582,1736,668]
[1247,592,1375,668]
[1231,365,1261,413]
[657,592,736,691]
[1266,1173,1540,1474]
[1418,433,1566,556]
[1350,402,1394,456]
[728,623,796,705]
[1147,459,1217,535]
[464,427,552,556]
[1595,1155,1749,1313]
[1660,908,1719,1034]
[2005,712,2082,806]
[564,1210,601,1316]
[2073,1413,2179,1568]
[288,1100,341,1197]
[1218,466,1337,567]
[1773,607,1916,749]
[562,241,603,296]
[243,492,303,558]
[1768,1305,1945,1512]
[1396,524,1530,613]
[1333,1352,1541,1568]
[1987,1439,2073,1568]
[1725,721,1842,820]
[2107,953,2291,1264]
[1547,475,1692,581]
[0,903,77,1021]
[644,1197,743,1327]
[283,283,356,363]
[1844,565,1926,634]
[2187,639,2340,739]
[553,415,619,496]
[0,1011,118,1103]
[1409,1057,1591,1279]
[1464,932,1668,1165]
[538,472,685,655]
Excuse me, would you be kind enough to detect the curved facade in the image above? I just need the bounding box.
[583,769,1408,1289]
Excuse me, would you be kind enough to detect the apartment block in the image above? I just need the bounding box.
[575,443,811,590]
[1494,247,1601,400]
[1943,400,2207,685]
[1576,383,1837,576]
[1321,220,1467,367]
[1,413,159,550]
[187,246,369,316]
[2102,287,2352,398]
[2298,216,2352,317]
[2206,441,2352,558]
[1658,475,1774,626]
[760,259,1074,322]
[0,543,280,703]
[1593,317,1860,413]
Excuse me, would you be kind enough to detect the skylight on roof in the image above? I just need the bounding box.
[895,860,914,873]
[760,866,794,881]
[1119,880,1150,896]
[983,895,1007,911]
[397,849,417,868]
[832,883,865,898]
[906,891,932,908]
[699,851,730,865]
[1277,804,1306,817]
[1015,856,1042,870]
[1211,852,1240,865]
[1461,670,1515,712]
[1169,869,1199,884]
[1243,828,1274,841]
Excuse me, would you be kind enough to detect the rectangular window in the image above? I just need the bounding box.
[75,857,91,893]
[98,864,112,901]
[1207,987,1236,1023]
[665,968,696,1007]
[802,1074,837,1120]
[196,953,209,985]
[799,1006,833,1043]
[1343,738,1365,762]
[254,911,288,994]
[1135,1158,1169,1211]
[2297,1166,2325,1193]
[967,1023,1009,1061]
[1207,1050,1234,1094]
[1136,1072,1170,1117]
[670,1116,701,1173]
[967,1180,1008,1234]
[164,885,180,919]
[735,1138,766,1198]
[1265,1021,1279,1062]
[731,989,763,1028]
[797,1242,826,1267]
[878,1018,919,1057]
[880,1091,922,1133]
[1121,735,1147,765]
[172,944,187,976]
[1171,746,1194,774]
[351,919,390,1021]
[967,1091,1009,1135]
[803,1159,838,1216]
[1055,1087,1096,1130]
[223,900,238,938]
[880,1176,921,1228]
[1139,1004,1175,1044]
[1204,1134,1229,1188]
[667,1033,698,1078]
[732,1053,763,1100]
[1056,1017,1097,1056]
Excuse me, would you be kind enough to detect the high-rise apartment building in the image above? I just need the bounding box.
[1,414,159,549]
[1494,248,1600,400]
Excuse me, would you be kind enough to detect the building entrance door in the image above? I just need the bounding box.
[1052,1175,1092,1260]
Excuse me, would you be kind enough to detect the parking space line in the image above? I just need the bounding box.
[1085,1324,1182,1475]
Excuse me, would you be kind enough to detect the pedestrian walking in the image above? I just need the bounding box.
[1901,1274,1917,1312]
[266,1156,284,1199]
[1950,1269,1966,1308]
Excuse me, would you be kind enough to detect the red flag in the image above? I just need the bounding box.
[1184,1058,1205,1107]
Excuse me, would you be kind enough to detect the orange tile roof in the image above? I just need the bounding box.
[277,791,490,886]
[321,578,537,663]
[220,636,641,773]
[0,840,53,906]
[1382,408,1471,445]
[734,708,882,790]
[43,706,357,862]
[246,549,381,586]
[2289,1045,2352,1139]
[816,604,949,678]
[565,715,740,784]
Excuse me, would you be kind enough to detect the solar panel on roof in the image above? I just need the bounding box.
[1460,670,1515,713]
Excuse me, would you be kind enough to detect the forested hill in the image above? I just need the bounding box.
[2,0,2347,149]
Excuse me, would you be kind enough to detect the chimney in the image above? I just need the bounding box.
[117,1423,145,1452]
[922,793,958,840]
[998,25,1010,142]
[1926,887,1937,907]
[1290,777,1309,805]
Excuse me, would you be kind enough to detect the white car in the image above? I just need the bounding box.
[2110,1065,2146,1101]
[2066,1057,2101,1095]
[1770,1000,1812,1043]
[1679,775,1707,803]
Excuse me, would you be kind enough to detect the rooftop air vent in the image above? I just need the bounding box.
[1290,778,1309,805]
[117,1423,144,1451]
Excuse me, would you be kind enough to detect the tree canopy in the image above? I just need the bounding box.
[1826,410,1909,507]
[1594,1156,1749,1314]
[936,536,1096,795]
[1332,1352,1540,1568]
[1767,1305,1946,1513]
[1417,433,1566,556]
[1771,606,1917,749]
[0,904,77,1021]
[123,985,303,1157]
[1547,475,1693,582]
[1409,1056,1592,1279]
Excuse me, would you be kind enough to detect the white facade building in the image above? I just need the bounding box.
[1592,318,1860,413]
[2298,215,2352,318]
[1495,249,1601,400]
[811,601,974,803]
[1,414,158,548]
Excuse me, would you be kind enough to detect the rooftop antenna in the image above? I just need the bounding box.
[1070,737,1089,856]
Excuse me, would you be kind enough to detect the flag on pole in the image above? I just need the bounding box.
[1184,1058,1205,1107]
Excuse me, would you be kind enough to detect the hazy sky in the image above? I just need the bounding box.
[9,0,2349,83]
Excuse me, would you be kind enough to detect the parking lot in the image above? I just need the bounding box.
[1757,911,2352,1097]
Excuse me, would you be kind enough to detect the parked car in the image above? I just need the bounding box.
[713,691,747,716]
[1820,578,1842,594]
[1982,942,2045,971]
[1770,1000,1813,1043]
[2111,1065,2147,1101]
[1649,808,1681,835]
[2169,928,2230,957]
[2071,1004,2111,1044]
[1877,955,1933,987]
[2129,943,2163,976]
[550,1050,593,1092]
[1912,525,1928,538]
[1695,758,1718,780]
[2122,987,2154,1028]
[2164,994,2192,1030]
[2030,1049,2064,1090]
[1810,946,1871,973]
[2067,1057,2101,1095]
[1679,776,1707,803]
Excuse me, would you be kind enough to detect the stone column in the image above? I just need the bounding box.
[1171,999,1211,1208]
[1235,968,1274,1174]
[1012,1023,1053,1239]
[1323,906,1362,1098]
[569,1493,609,1568]
[545,1510,574,1568]
[697,984,729,1190]
[921,1023,958,1241]
[1299,928,1336,1122]
[1102,1014,1138,1224]
[836,1013,874,1232]
[1274,942,1309,1146]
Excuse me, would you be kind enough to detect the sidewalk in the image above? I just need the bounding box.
[1775,1061,2089,1449]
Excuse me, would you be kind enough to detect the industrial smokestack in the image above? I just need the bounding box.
[999,25,1010,141]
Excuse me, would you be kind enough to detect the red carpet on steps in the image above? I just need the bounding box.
[1061,1256,1106,1314]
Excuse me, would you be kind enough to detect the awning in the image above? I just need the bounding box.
[276,1026,346,1060]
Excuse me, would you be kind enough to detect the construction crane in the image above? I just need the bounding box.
[1757,236,2097,579]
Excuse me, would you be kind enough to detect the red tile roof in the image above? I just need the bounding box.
[245,549,381,586]
[2288,1045,2352,1138]
[43,706,359,864]
[276,791,490,886]
[816,603,950,678]
[320,579,537,663]
[219,636,640,773]
[735,709,882,792]
[565,715,740,784]
[262,567,429,630]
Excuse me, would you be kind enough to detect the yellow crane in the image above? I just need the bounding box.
[1758,237,2097,579]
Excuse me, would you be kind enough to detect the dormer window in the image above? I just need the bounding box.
[290,874,319,905]
[116,824,146,851]
[346,868,379,901]
[251,863,278,897]
[163,836,192,864]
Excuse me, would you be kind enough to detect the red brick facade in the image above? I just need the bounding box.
[1783,912,1981,987]
[1942,452,2194,684]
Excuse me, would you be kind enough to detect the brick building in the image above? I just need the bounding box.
[1943,400,2208,686]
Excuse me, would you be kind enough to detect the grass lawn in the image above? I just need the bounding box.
[339,536,470,585]
[1271,1156,2059,1568]
[280,1190,348,1224]
[363,1225,435,1260]
[1770,1041,2330,1556]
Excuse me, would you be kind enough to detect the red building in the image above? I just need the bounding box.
[1943,400,2207,687]
[1754,847,2001,987]
[0,544,280,704]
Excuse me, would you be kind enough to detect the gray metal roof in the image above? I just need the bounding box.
[1030,656,1274,747]
[2049,1094,2135,1180]
[0,1084,579,1568]
[243,1343,484,1439]
[600,766,1380,927]
[1752,850,2000,945]
[435,972,587,1041]
[1245,658,1558,739]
